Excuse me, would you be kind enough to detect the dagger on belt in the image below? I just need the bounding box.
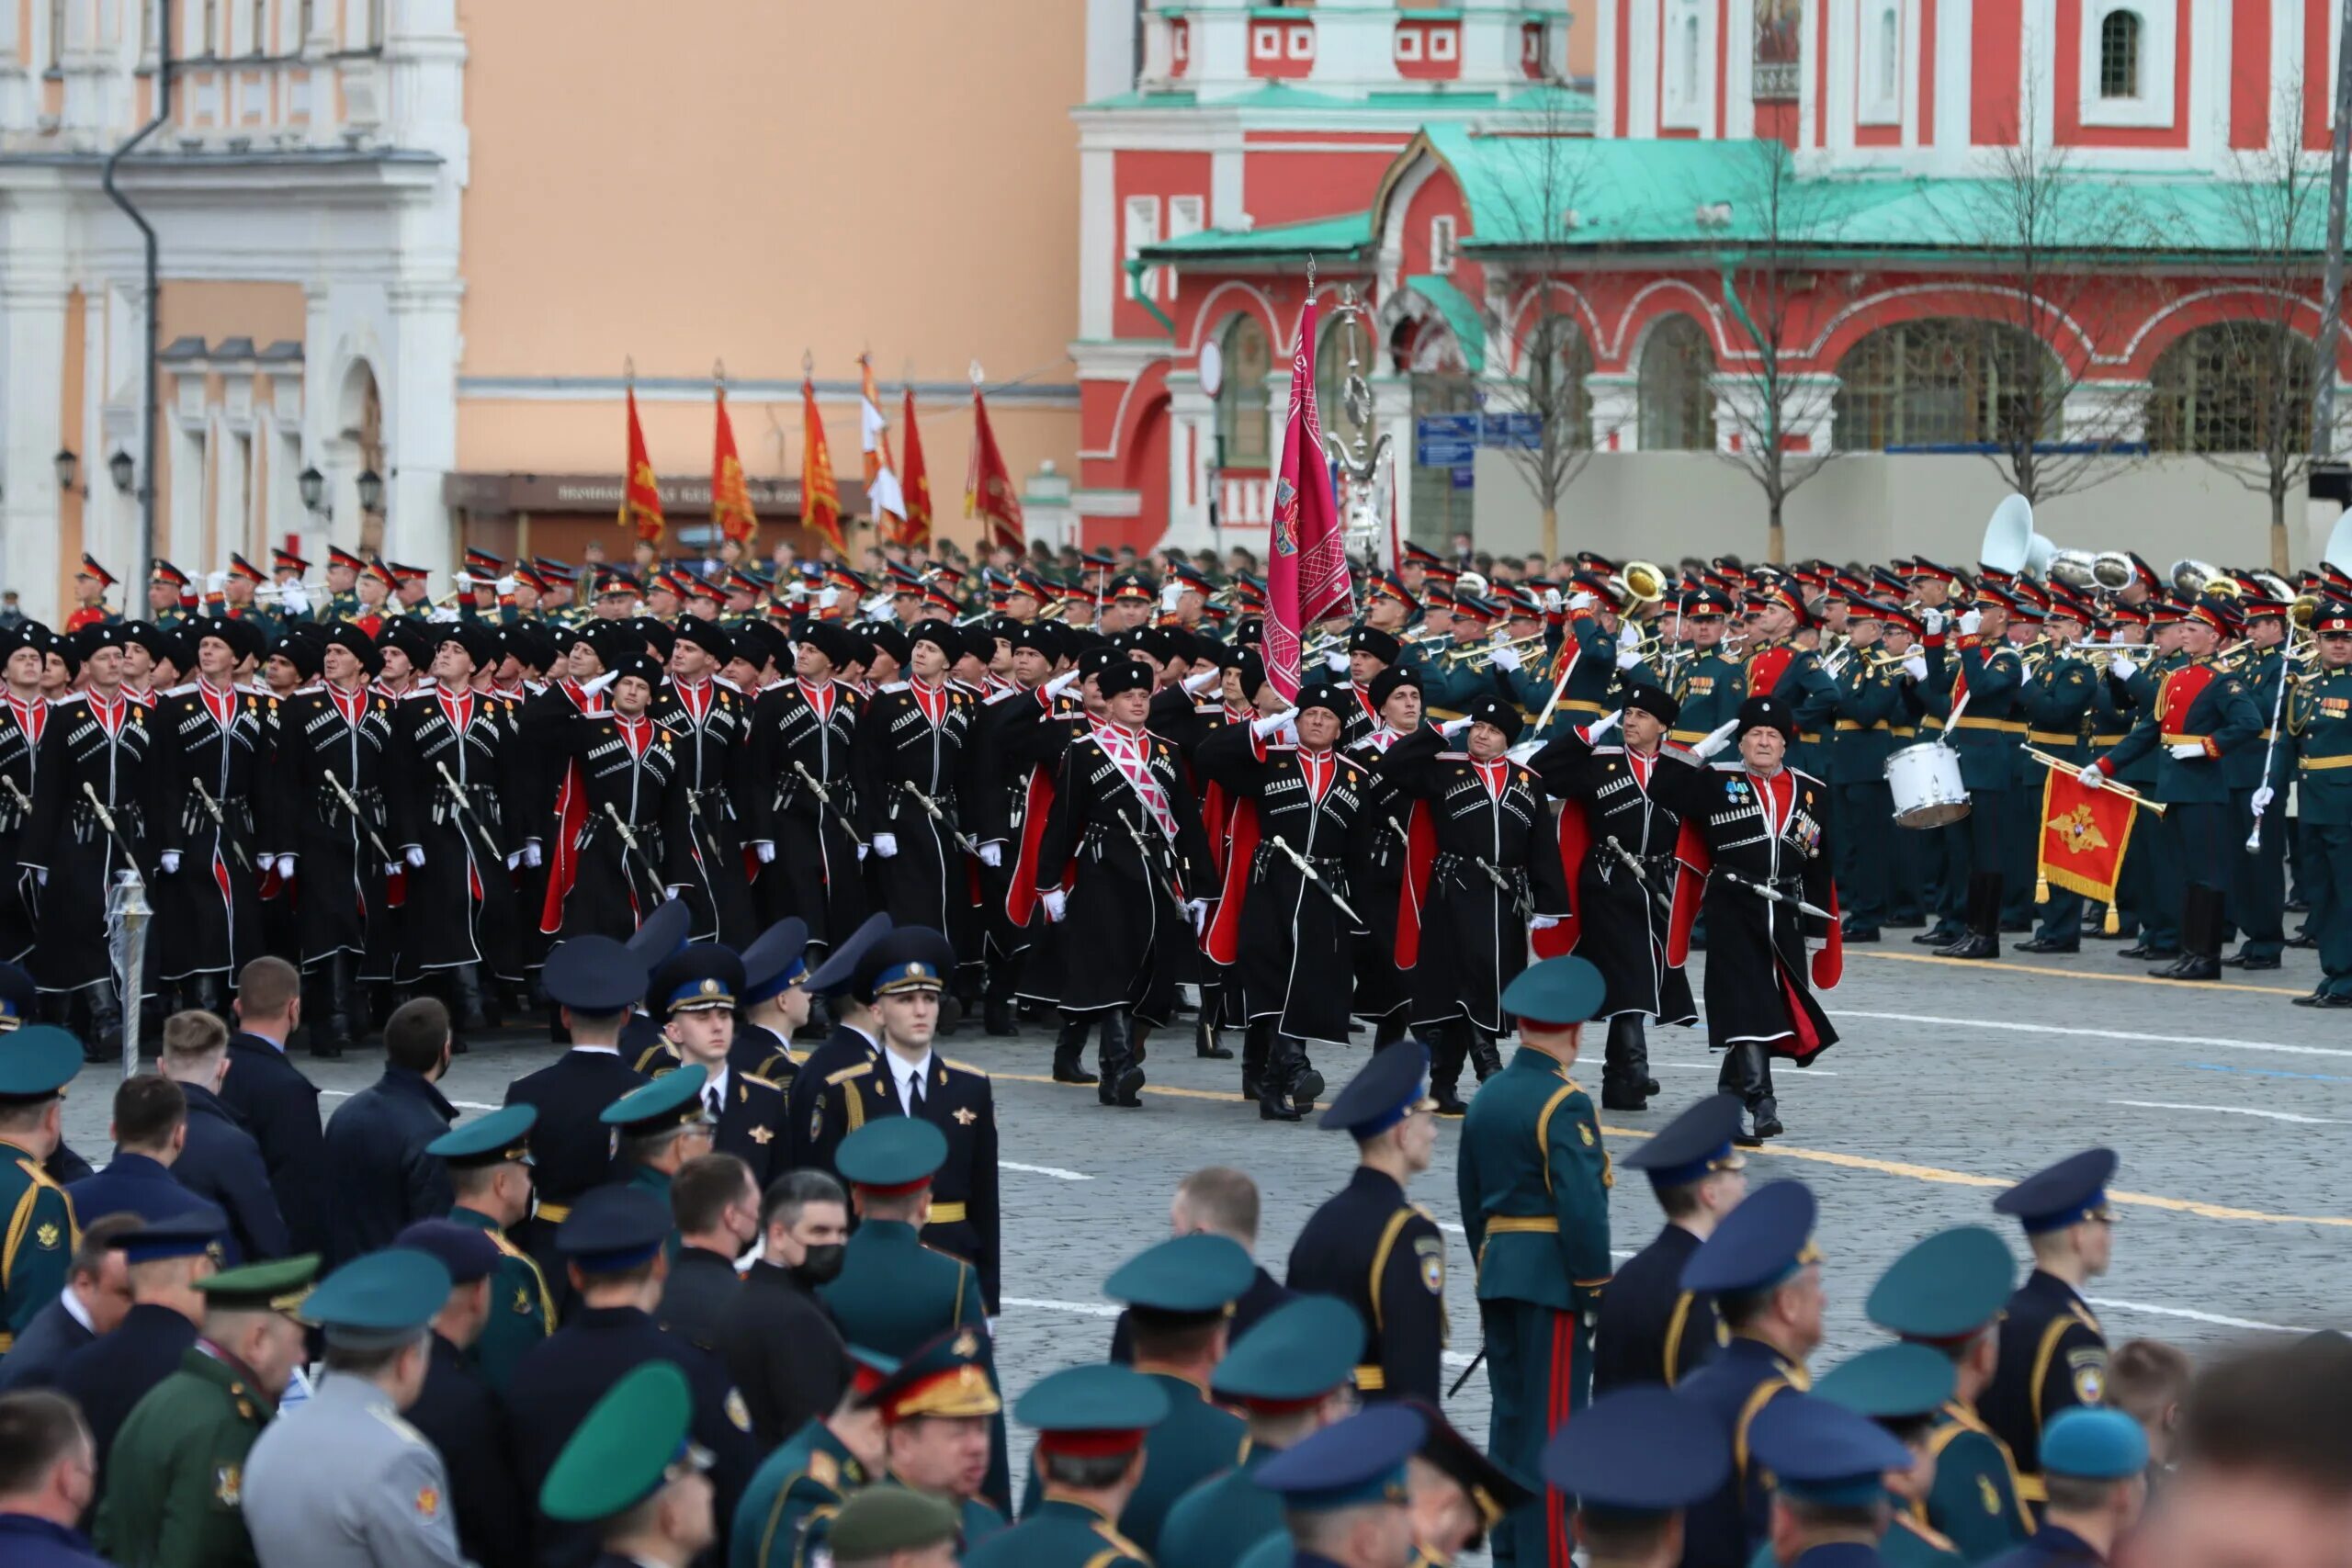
[1266,834,1363,926]
[1718,867,1834,920]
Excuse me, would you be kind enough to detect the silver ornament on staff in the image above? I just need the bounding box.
[1319,282,1396,567]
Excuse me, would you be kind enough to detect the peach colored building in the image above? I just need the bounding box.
[0,0,1091,621]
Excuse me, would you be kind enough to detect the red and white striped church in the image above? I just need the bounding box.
[1069,0,2346,556]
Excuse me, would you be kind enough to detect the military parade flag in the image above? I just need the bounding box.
[859,355,907,537]
[801,374,845,558]
[966,384,1023,551]
[619,382,665,542]
[899,386,933,550]
[2035,763,2141,905]
[711,382,757,547]
[1266,297,1352,705]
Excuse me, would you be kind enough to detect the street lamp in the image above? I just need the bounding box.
[108,449,136,496]
[298,464,324,513]
[356,467,384,514]
[52,447,78,494]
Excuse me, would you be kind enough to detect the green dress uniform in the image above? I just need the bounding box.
[1421,636,1502,721]
[2222,641,2290,965]
[1158,1446,1283,1568]
[94,1347,277,1568]
[1827,652,1911,937]
[963,1497,1149,1568]
[1920,633,2025,949]
[1920,1402,2034,1561]
[2287,648,2352,1003]
[2106,652,2179,952]
[730,1420,870,1568]
[1115,1371,1247,1556]
[0,1134,76,1349]
[2016,649,2098,950]
[1667,649,1747,747]
[971,1364,1168,1568]
[447,1202,552,1392]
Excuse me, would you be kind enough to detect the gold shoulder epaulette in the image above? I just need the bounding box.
[826,1062,874,1086]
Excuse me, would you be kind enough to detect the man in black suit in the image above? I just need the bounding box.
[218,956,329,1257]
[656,1152,756,1351]
[0,1213,136,1392]
[639,946,789,1188]
[49,1206,223,1479]
[155,1009,287,1263]
[320,996,458,1265]
[1110,1166,1292,1363]
[502,934,650,1306]
[64,1075,210,1230]
[393,1218,531,1568]
[713,1168,852,1447]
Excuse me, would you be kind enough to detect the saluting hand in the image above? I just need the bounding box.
[1690,718,1740,759]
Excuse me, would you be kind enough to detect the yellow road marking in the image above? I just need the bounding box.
[1848,949,2300,997]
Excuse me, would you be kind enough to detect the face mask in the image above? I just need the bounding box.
[790,1243,846,1287]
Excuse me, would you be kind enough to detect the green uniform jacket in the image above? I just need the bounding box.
[2290,666,2352,825]
[446,1203,552,1393]
[2018,656,2098,767]
[92,1347,275,1568]
[817,1219,988,1358]
[1158,1444,1283,1568]
[2098,659,2263,806]
[2222,647,2287,791]
[2108,656,2174,791]
[1667,650,1747,746]
[1923,638,2025,790]
[1119,1371,1248,1558]
[1750,1513,1963,1568]
[729,1417,868,1568]
[1,1137,76,1348]
[1456,1048,1611,1312]
[1920,1401,2033,1562]
[1828,660,1914,784]
[963,1496,1150,1568]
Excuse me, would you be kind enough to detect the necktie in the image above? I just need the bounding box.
[704,1085,721,1122]
[907,1069,925,1117]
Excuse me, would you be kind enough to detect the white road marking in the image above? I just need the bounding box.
[1001,1160,1093,1180]
[1832,1010,2352,1061]
[1001,1297,1121,1319]
[319,1089,501,1111]
[2085,1296,2311,1333]
[2112,1100,2345,1125]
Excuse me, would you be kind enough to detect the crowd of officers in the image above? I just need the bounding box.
[0,928,2345,1568]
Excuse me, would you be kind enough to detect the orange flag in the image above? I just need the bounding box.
[800,375,845,558]
[619,383,665,542]
[711,382,758,547]
[965,386,1023,550]
[900,387,933,550]
[2035,764,2143,908]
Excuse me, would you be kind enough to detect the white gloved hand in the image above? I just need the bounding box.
[206,570,227,593]
[581,670,619,696]
[1568,592,1596,612]
[2077,763,2107,791]
[1585,709,1622,741]
[1691,718,1741,759]
[1325,651,1349,673]
[404,845,427,868]
[1043,669,1082,698]
[30,868,44,886]
[1441,716,1475,738]
[1160,581,1184,612]
[978,842,1004,869]
[1041,887,1069,923]
[1185,897,1210,934]
[1614,645,1645,671]
[2107,653,2138,681]
[428,605,459,624]
[665,885,687,899]
[872,832,899,858]
[1530,914,1561,931]
[2252,785,2276,813]
[1542,587,1564,614]
[2168,741,2207,761]
[1922,609,1947,637]
[523,841,542,869]
[494,575,518,595]
[385,862,403,876]
[752,840,776,864]
[278,587,310,617]
[855,842,869,862]
[1902,651,1929,682]
[506,849,524,870]
[276,854,297,877]
[1489,645,1522,672]
[159,850,181,874]
[1957,609,1984,636]
[1252,707,1299,739]
[1182,666,1222,695]
[818,587,841,610]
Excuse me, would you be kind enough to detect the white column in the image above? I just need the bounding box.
[1166,375,1216,548]
[383,276,463,572]
[0,276,71,622]
[1371,374,1415,546]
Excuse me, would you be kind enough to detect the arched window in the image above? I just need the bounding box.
[1216,315,1274,468]
[1878,6,1899,98]
[1639,315,1718,450]
[1515,309,1596,448]
[2099,9,2140,99]
[2145,322,2314,454]
[1832,320,2061,450]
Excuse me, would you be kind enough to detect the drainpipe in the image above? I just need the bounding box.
[101,0,172,591]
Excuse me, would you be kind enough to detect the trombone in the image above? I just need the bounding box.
[1440,633,1547,669]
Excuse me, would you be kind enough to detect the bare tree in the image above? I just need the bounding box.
[1711,139,1840,564]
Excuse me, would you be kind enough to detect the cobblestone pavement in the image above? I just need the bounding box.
[60,938,2352,1494]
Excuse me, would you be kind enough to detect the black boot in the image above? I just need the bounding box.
[451,963,490,1032]
[1051,1017,1097,1084]
[316,953,356,1059]
[1601,1015,1651,1111]
[2158,886,2223,981]
[83,983,122,1064]
[1722,1043,1777,1144]
[1289,1039,1324,1111]
[1467,1028,1503,1084]
[1371,1013,1408,1051]
[982,964,1017,1037]
[1937,874,2002,959]
[1240,1020,1272,1100]
[1428,1028,1469,1117]
[1097,1010,1145,1107]
[1194,982,1232,1058]
[1259,1032,1302,1121]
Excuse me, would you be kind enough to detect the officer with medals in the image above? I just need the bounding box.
[1919,584,2025,960]
[1235,1403,1428,1568]
[1737,580,1838,786]
[2015,592,2101,954]
[866,1327,1008,1546]
[1745,1393,1919,1568]
[1158,1295,1365,1568]
[1866,1226,2034,1562]
[2285,599,2352,1005]
[1658,585,1747,745]
[0,1028,79,1348]
[91,1254,320,1568]
[1286,1043,1449,1405]
[425,1104,554,1393]
[505,1185,760,1568]
[1672,1179,1825,1568]
[1787,1345,1968,1568]
[637,945,790,1189]
[1456,955,1612,1568]
[729,1347,895,1568]
[1981,1150,2116,1506]
[539,1361,721,1568]
[1592,1093,1747,1394]
[1544,1385,1734,1568]
[1973,1410,2147,1568]
[962,1365,1166,1568]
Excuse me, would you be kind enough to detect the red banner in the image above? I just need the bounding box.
[619,385,665,542]
[1266,298,1352,705]
[711,384,757,546]
[965,387,1023,550]
[800,377,844,558]
[2036,765,2142,905]
[899,386,933,550]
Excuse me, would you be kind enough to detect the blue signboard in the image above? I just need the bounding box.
[1415,413,1480,468]
[1483,412,1543,450]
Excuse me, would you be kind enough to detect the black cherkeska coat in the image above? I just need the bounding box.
[20,690,157,992]
[537,709,695,942]
[650,676,758,947]
[853,679,981,972]
[1528,729,1699,1026]
[388,685,524,976]
[0,695,43,964]
[744,676,867,953]
[273,681,399,976]
[150,679,277,982]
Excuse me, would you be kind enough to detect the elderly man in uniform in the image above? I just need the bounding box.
[241,1248,469,1568]
[1287,1044,1449,1405]
[962,1365,1167,1568]
[1592,1094,1747,1395]
[1456,955,1612,1568]
[1981,1150,2118,1506]
[867,1327,1006,1546]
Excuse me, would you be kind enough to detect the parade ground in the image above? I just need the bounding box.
[58,937,2348,1459]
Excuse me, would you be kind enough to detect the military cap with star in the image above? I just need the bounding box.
[806,912,893,1000]
[395,1218,502,1285]
[555,1186,673,1271]
[540,934,650,1014]
[1213,1296,1364,1408]
[1014,1363,1170,1460]
[1751,1394,1916,1508]
[107,1203,230,1266]
[859,926,957,998]
[1103,1233,1254,1322]
[1813,1343,1955,1426]
[1255,1404,1425,1512]
[1404,1396,1534,1541]
[740,918,811,1008]
[540,1360,710,1524]
[600,1064,710,1136]
[1500,954,1605,1027]
[650,944,744,1020]
[2039,1408,2148,1481]
[196,1253,321,1315]
[0,1025,81,1104]
[1865,1225,2016,1342]
[1541,1386,1731,1513]
[1681,1179,1818,1298]
[1318,1038,1436,1139]
[835,1116,948,1194]
[1620,1095,1747,1189]
[304,1247,452,1350]
[1993,1147,2118,1235]
[427,1103,537,1169]
[868,1326,1003,1424]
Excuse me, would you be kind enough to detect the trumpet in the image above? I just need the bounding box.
[1440,633,1547,669]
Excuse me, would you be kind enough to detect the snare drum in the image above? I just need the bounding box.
[1884,741,1971,828]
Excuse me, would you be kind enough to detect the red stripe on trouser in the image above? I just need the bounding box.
[1545,1309,1575,1567]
